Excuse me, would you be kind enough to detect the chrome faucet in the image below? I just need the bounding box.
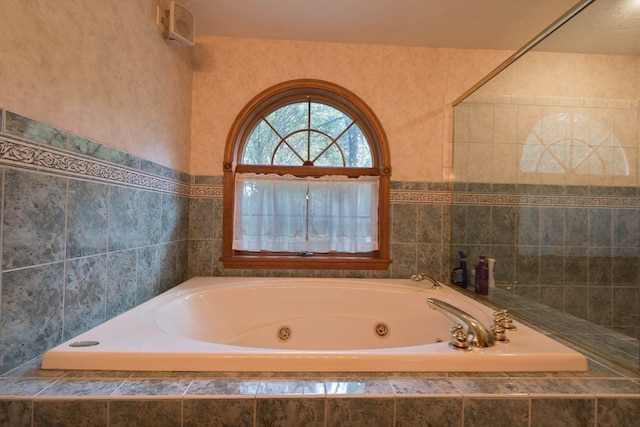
[426,298,495,348]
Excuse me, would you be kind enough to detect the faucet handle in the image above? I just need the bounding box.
[491,322,510,343]
[448,324,471,351]
[493,309,517,331]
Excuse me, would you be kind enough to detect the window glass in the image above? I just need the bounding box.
[242,100,372,167]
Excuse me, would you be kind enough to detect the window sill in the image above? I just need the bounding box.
[220,254,392,270]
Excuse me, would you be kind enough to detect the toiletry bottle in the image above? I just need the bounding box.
[475,256,489,295]
[488,258,496,288]
[451,251,468,289]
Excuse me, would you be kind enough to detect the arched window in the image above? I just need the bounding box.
[221,79,392,270]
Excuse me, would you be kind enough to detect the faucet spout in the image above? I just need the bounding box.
[427,298,495,348]
[410,273,442,289]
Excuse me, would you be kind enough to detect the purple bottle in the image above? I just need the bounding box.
[475,256,489,295]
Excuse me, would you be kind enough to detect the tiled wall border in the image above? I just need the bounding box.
[0,109,190,194]
[452,191,639,208]
[190,183,224,198]
[4,130,636,210]
[391,189,639,208]
[0,134,190,196]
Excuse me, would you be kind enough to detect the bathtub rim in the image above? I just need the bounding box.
[41,276,589,373]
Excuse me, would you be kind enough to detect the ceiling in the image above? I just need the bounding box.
[182,0,582,50]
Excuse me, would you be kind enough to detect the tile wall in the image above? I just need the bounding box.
[0,110,190,374]
[451,182,639,339]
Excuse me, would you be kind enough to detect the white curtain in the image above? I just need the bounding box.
[234,173,379,253]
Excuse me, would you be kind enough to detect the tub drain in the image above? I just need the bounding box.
[277,326,292,342]
[374,322,390,338]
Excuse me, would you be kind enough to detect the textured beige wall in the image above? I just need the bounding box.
[0,0,193,173]
[478,52,639,100]
[190,36,509,181]
[1,0,513,180]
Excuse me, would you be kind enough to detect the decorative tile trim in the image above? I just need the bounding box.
[0,134,189,196]
[390,190,452,204]
[451,192,639,209]
[190,184,224,198]
[2,132,636,208]
[388,189,638,209]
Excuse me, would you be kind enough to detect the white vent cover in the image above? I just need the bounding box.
[166,1,194,46]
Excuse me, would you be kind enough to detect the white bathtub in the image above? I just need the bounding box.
[42,277,587,372]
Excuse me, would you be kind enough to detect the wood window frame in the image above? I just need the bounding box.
[221,79,392,270]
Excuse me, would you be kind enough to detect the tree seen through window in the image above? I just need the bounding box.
[242,101,372,167]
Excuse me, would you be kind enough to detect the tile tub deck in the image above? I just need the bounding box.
[2,344,640,426]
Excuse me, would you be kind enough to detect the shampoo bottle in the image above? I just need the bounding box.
[475,256,489,295]
[451,251,468,289]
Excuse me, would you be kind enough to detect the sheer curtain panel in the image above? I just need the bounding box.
[234,173,379,253]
